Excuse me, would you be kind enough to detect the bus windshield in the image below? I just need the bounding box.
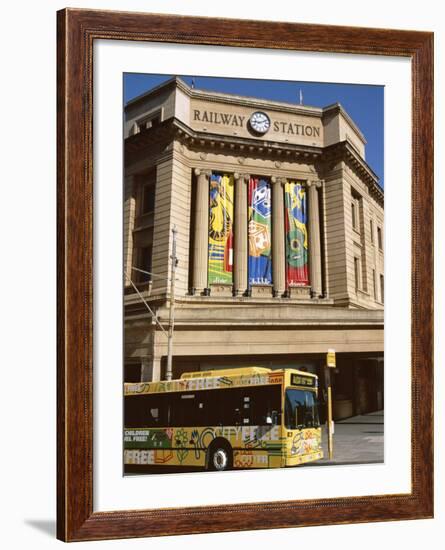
[285,389,320,430]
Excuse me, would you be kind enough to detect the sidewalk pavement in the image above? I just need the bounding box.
[309,410,384,466]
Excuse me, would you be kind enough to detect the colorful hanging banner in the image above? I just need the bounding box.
[248,177,272,285]
[208,173,234,285]
[285,181,309,286]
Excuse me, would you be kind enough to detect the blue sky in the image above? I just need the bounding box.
[124,74,384,188]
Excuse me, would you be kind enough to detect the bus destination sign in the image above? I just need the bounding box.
[291,374,316,388]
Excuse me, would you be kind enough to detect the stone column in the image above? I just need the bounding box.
[141,356,162,382]
[234,172,249,296]
[123,174,136,287]
[307,180,323,298]
[192,168,211,295]
[272,176,286,297]
[140,357,151,382]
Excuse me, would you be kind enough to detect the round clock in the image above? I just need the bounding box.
[249,111,271,135]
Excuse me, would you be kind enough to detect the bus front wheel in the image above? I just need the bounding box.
[207,441,233,471]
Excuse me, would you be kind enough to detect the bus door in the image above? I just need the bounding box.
[284,388,322,464]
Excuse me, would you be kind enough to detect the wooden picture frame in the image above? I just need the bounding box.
[57,8,433,541]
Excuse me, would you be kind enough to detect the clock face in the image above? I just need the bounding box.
[249,111,271,135]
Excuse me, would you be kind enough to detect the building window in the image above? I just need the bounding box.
[136,170,156,217]
[142,182,156,214]
[351,191,361,233]
[132,226,154,285]
[373,269,377,300]
[354,257,361,292]
[377,226,383,250]
[370,219,374,243]
[351,201,357,231]
[137,245,153,283]
[380,274,384,303]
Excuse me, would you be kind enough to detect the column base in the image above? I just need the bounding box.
[233,288,248,297]
[191,287,211,296]
[273,289,286,298]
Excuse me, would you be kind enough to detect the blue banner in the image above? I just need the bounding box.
[248,177,272,285]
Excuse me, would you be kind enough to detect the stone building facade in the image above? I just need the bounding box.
[123,77,384,418]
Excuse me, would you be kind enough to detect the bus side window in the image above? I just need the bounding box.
[151,394,169,427]
[173,391,208,427]
[271,410,279,425]
[205,390,222,426]
[247,385,281,426]
[149,408,159,422]
[221,388,241,426]
[125,395,144,427]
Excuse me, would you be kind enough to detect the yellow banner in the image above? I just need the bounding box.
[208,173,234,284]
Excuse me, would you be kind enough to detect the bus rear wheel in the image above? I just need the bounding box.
[208,443,233,471]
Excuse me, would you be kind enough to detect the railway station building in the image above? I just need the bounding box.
[123,77,384,419]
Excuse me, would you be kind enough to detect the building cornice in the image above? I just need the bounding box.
[186,87,324,118]
[173,118,324,161]
[126,76,325,118]
[323,141,383,204]
[322,103,367,145]
[125,117,324,164]
[124,301,384,328]
[125,118,383,204]
[125,76,181,108]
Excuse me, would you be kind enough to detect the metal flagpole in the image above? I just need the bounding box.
[166,226,178,381]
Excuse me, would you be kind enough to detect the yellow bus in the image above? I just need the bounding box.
[124,367,323,471]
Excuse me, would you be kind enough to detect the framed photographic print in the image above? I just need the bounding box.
[57,8,433,542]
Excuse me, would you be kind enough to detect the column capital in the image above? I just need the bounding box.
[307,179,322,189]
[271,176,287,186]
[234,172,250,181]
[194,167,212,178]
